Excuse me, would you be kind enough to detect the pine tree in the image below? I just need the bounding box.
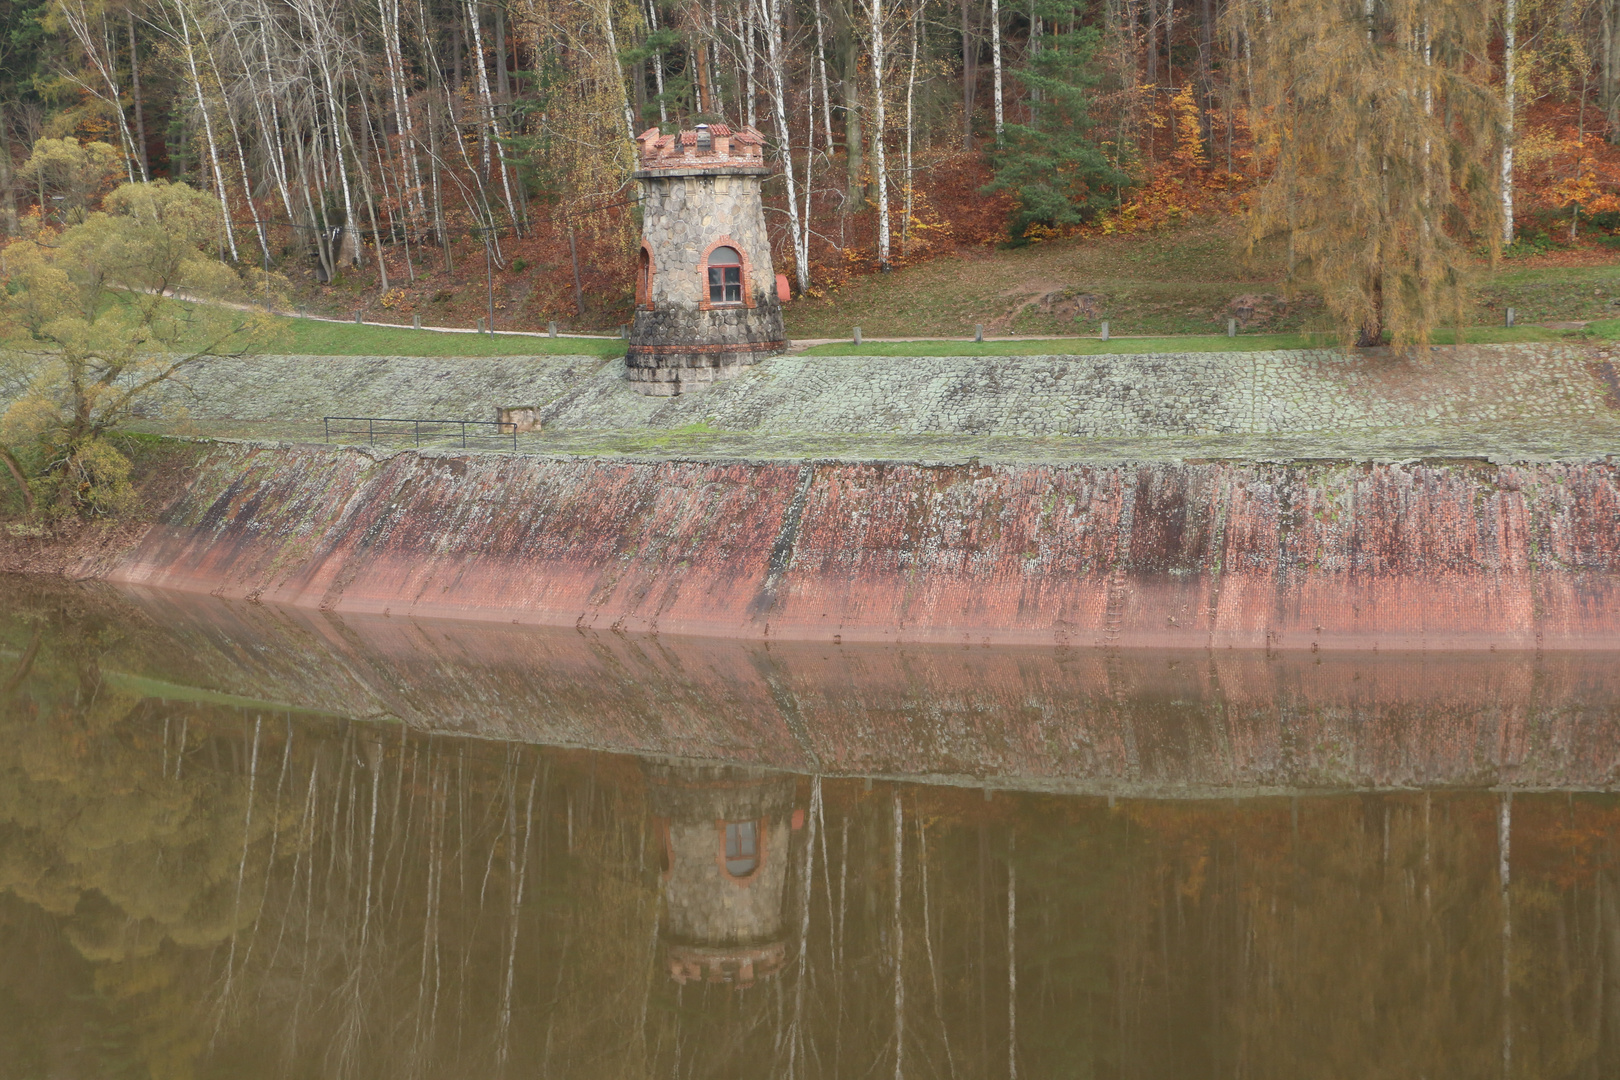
[1244,0,1502,347]
[985,12,1129,240]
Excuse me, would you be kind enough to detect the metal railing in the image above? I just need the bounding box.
[323,416,518,452]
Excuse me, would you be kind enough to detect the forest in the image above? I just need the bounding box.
[2,0,1620,337]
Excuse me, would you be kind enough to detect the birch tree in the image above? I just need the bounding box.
[758,0,810,288]
[991,0,1004,141]
[868,0,892,266]
[169,0,239,260]
[1501,0,1517,244]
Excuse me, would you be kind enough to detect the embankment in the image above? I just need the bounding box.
[128,342,1620,461]
[93,441,1620,649]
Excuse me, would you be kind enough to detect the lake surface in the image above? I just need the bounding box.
[3,574,1620,1078]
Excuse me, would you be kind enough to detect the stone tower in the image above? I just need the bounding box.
[645,761,799,987]
[627,124,787,396]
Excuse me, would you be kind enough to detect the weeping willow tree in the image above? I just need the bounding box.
[1242,0,1503,348]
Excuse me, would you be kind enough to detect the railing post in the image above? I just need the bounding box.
[415,421,420,447]
[368,418,374,445]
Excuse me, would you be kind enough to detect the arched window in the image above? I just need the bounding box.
[637,247,652,307]
[723,820,760,878]
[707,246,743,304]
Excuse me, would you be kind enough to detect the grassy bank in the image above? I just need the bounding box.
[274,316,627,357]
[800,326,1564,356]
[780,220,1620,341]
[267,312,1569,360]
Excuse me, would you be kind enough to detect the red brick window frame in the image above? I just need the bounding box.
[698,236,756,311]
[636,242,654,309]
[715,819,766,885]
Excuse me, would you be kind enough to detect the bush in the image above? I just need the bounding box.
[1586,210,1620,232]
[0,179,283,518]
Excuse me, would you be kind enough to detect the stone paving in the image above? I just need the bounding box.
[94,342,1620,462]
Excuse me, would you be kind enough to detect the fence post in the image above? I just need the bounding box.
[413,314,421,330]
[368,418,374,445]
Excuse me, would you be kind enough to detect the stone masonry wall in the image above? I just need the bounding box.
[638,172,775,309]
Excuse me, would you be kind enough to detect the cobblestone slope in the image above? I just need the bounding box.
[124,343,1620,461]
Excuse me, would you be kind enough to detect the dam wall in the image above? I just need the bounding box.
[103,441,1620,650]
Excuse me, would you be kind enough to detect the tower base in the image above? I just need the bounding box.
[624,342,786,396]
[625,306,786,397]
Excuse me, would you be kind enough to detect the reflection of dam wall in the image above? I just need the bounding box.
[89,584,1620,792]
[104,443,1620,650]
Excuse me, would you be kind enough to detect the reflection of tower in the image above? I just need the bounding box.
[646,762,799,987]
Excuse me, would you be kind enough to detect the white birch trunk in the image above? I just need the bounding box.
[743,5,758,128]
[314,49,359,267]
[990,0,1004,142]
[238,13,296,222]
[814,0,836,148]
[199,29,270,265]
[760,0,808,288]
[1502,0,1517,245]
[464,0,522,230]
[803,79,815,287]
[710,0,726,117]
[602,2,639,139]
[175,1,239,260]
[903,0,919,255]
[870,0,891,267]
[58,0,140,182]
[380,0,429,232]
[647,0,668,123]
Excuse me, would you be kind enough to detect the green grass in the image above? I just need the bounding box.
[800,326,1564,357]
[1579,318,1620,339]
[781,219,1620,340]
[1476,265,1620,325]
[274,315,627,357]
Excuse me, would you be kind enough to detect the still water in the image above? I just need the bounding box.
[4,575,1620,1078]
